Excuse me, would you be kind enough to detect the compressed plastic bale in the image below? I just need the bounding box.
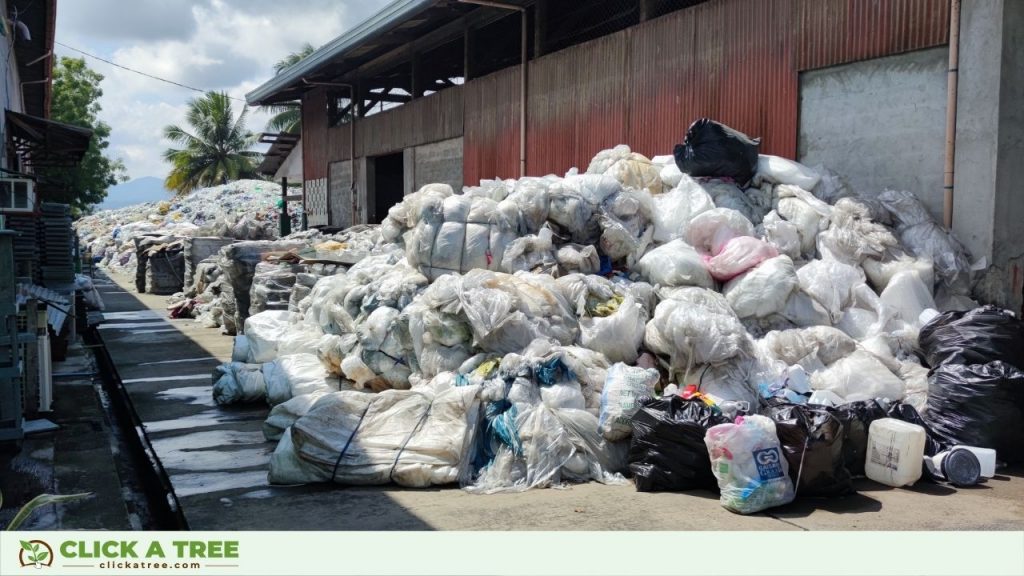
[263,389,334,441]
[703,236,779,282]
[556,244,600,275]
[686,208,755,256]
[231,335,250,363]
[599,363,660,441]
[459,270,579,355]
[502,226,555,273]
[809,350,906,402]
[587,145,663,194]
[761,210,801,260]
[694,360,760,410]
[263,353,338,406]
[674,118,760,185]
[706,415,796,514]
[756,154,821,190]
[862,254,935,293]
[358,306,414,390]
[761,326,858,370]
[816,199,899,266]
[599,188,655,265]
[780,290,832,328]
[878,189,973,291]
[212,362,266,405]
[635,239,714,289]
[723,255,798,319]
[796,259,866,323]
[659,161,684,188]
[579,295,647,364]
[243,310,293,363]
[650,176,715,243]
[317,333,357,375]
[644,288,749,375]
[879,270,937,331]
[275,386,483,487]
[277,327,325,356]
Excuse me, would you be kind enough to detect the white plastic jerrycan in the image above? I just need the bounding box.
[865,418,927,487]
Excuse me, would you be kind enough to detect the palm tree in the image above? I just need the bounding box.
[264,43,316,134]
[163,92,262,195]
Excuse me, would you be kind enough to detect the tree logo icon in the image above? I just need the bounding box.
[18,540,54,569]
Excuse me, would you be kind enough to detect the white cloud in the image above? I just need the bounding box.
[55,0,390,181]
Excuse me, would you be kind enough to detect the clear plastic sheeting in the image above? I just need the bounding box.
[599,364,659,441]
[723,255,798,319]
[636,239,714,289]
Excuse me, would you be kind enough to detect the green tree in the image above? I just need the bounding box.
[162,91,261,195]
[263,43,315,134]
[41,57,127,213]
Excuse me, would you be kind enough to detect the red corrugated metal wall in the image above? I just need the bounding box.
[462,0,949,185]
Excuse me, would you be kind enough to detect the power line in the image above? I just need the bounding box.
[54,41,247,102]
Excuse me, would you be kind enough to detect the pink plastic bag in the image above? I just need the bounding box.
[703,236,779,282]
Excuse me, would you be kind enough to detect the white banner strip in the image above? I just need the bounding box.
[3,531,1022,575]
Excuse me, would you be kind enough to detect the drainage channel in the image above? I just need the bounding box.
[85,326,189,530]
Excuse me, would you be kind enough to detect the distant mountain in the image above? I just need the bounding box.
[97,177,172,210]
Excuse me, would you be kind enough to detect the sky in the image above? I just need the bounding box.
[55,0,391,182]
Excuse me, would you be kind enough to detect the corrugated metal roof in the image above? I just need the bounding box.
[246,0,437,106]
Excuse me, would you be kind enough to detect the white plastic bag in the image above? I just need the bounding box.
[635,239,714,289]
[879,270,936,331]
[644,288,749,375]
[687,208,755,256]
[809,350,906,402]
[723,255,798,319]
[761,210,801,259]
[579,295,647,364]
[651,177,715,243]
[796,259,866,322]
[212,362,266,405]
[704,236,779,282]
[756,155,821,190]
[264,353,338,406]
[705,415,796,514]
[862,254,935,293]
[599,363,659,441]
[244,310,293,363]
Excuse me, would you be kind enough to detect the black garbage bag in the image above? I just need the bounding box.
[673,118,761,185]
[767,403,853,497]
[885,402,946,457]
[628,396,730,492]
[919,306,1024,370]
[926,361,1024,463]
[829,400,888,477]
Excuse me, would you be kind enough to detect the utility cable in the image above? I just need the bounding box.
[54,41,246,102]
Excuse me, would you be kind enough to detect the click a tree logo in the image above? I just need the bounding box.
[19,540,54,569]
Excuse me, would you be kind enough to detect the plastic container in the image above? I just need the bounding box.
[865,418,927,487]
[957,446,997,478]
[931,448,981,487]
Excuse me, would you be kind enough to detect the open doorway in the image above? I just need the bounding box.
[370,152,404,224]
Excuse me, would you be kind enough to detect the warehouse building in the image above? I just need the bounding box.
[246,0,1024,312]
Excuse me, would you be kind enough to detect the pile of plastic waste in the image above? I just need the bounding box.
[204,119,1020,512]
[75,180,295,278]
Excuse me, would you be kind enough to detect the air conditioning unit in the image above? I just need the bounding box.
[0,178,35,213]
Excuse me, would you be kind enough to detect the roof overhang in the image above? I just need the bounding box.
[246,0,439,106]
[9,0,57,118]
[6,110,92,168]
[257,132,301,176]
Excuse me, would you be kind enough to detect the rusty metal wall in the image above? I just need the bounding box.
[355,86,465,158]
[462,0,949,183]
[463,66,522,184]
[301,87,329,181]
[797,0,949,71]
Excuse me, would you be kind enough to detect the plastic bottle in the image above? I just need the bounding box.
[864,418,927,487]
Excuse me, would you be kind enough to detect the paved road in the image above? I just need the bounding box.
[95,271,1024,531]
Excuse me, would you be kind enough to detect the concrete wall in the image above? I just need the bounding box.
[328,160,352,228]
[798,47,949,221]
[407,137,464,194]
[955,0,1024,313]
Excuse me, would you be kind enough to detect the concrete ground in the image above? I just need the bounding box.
[93,271,1024,531]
